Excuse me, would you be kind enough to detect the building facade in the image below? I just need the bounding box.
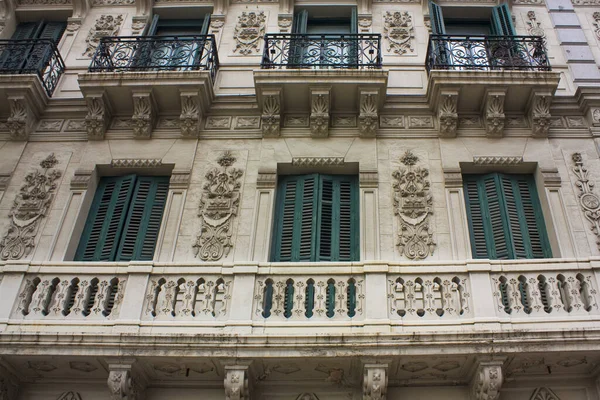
[0,0,600,398]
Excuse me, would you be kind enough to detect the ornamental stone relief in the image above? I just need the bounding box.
[572,152,600,251]
[0,154,61,261]
[392,151,435,259]
[363,364,388,400]
[593,12,600,41]
[471,362,503,400]
[233,11,266,55]
[526,11,545,37]
[383,11,414,55]
[530,387,560,400]
[193,152,243,261]
[83,15,124,58]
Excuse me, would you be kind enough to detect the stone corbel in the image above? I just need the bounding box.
[260,89,282,138]
[483,90,506,137]
[107,359,145,400]
[470,360,504,400]
[278,14,293,33]
[71,0,89,20]
[358,89,379,138]
[363,364,388,400]
[135,0,152,19]
[7,95,35,141]
[131,90,157,139]
[70,169,93,191]
[528,92,552,138]
[224,365,249,400]
[131,16,149,36]
[310,88,331,138]
[209,15,226,45]
[358,14,372,33]
[179,91,201,138]
[436,90,459,138]
[84,93,112,140]
[213,0,228,15]
[0,360,19,400]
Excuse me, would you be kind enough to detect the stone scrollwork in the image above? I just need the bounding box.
[484,92,506,137]
[529,93,551,138]
[526,11,545,37]
[392,151,435,260]
[224,366,249,400]
[233,11,266,55]
[194,152,244,261]
[84,15,124,58]
[359,91,379,137]
[108,369,140,400]
[0,154,62,261]
[471,361,503,400]
[437,92,458,137]
[383,11,414,55]
[261,92,281,137]
[131,93,156,138]
[363,364,388,400]
[572,153,600,251]
[310,90,330,137]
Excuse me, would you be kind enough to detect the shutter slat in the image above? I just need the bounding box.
[491,4,516,36]
[297,176,317,261]
[483,175,510,260]
[464,179,488,258]
[428,1,446,35]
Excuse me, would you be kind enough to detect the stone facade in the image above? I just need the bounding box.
[1,0,600,399]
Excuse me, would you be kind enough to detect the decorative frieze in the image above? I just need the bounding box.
[261,91,282,137]
[0,154,61,261]
[224,366,249,400]
[284,115,309,128]
[363,364,388,400]
[84,15,124,58]
[111,159,162,168]
[359,90,379,137]
[473,156,523,166]
[233,11,266,55]
[437,91,458,137]
[235,116,261,129]
[529,93,552,138]
[131,92,157,138]
[292,157,344,167]
[194,152,243,261]
[526,11,545,37]
[7,97,34,140]
[393,151,435,260]
[310,89,331,137]
[572,152,600,251]
[380,116,405,128]
[471,361,504,400]
[93,0,134,5]
[179,93,201,137]
[84,94,111,140]
[383,11,414,55]
[484,92,506,137]
[572,0,600,5]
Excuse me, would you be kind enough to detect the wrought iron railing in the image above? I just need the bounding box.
[89,35,219,82]
[0,39,65,96]
[426,35,551,72]
[261,33,382,69]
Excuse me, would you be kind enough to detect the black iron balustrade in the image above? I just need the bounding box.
[261,34,382,69]
[426,35,551,72]
[0,39,65,96]
[89,35,219,82]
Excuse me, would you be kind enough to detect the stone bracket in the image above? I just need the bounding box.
[310,87,331,138]
[260,88,283,138]
[483,90,506,137]
[84,92,112,140]
[358,88,380,137]
[363,363,388,400]
[70,169,93,191]
[470,360,504,400]
[6,95,36,141]
[179,91,202,138]
[131,90,157,139]
[106,358,146,400]
[528,91,552,138]
[436,89,459,138]
[224,365,250,400]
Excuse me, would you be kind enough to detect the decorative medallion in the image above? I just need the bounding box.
[0,154,62,260]
[83,15,124,58]
[233,11,266,55]
[383,11,414,55]
[392,151,435,259]
[526,11,545,37]
[194,152,244,261]
[572,152,600,250]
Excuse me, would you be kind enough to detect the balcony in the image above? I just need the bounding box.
[254,34,387,138]
[425,35,559,138]
[78,36,220,139]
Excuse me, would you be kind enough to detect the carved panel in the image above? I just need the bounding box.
[392,151,435,259]
[383,11,414,55]
[233,11,266,55]
[572,152,600,251]
[84,15,124,58]
[0,154,61,260]
[194,152,244,261]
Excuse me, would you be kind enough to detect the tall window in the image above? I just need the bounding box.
[0,21,66,71]
[429,2,516,36]
[74,175,169,262]
[463,173,552,260]
[271,174,359,262]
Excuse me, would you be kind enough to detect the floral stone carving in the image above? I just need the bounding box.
[233,11,266,55]
[572,153,600,251]
[471,361,503,400]
[383,11,414,55]
[530,387,560,400]
[84,15,123,58]
[0,154,61,260]
[194,152,243,261]
[392,151,435,259]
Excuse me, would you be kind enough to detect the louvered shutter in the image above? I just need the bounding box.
[75,175,137,261]
[293,10,309,34]
[38,22,67,43]
[116,176,170,261]
[491,3,516,36]
[428,1,446,35]
[464,177,489,259]
[146,15,160,36]
[201,15,211,35]
[482,174,511,259]
[25,22,66,71]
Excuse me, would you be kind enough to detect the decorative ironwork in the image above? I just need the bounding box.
[89,35,220,82]
[261,33,382,69]
[426,35,551,72]
[0,39,65,96]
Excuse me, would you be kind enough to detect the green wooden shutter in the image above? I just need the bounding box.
[38,22,67,43]
[11,22,43,40]
[491,3,516,36]
[428,1,446,35]
[201,14,211,35]
[146,15,160,36]
[350,7,358,34]
[464,177,489,259]
[74,175,137,261]
[116,176,170,261]
[293,10,309,34]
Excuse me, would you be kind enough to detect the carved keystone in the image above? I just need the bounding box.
[131,90,157,139]
[470,360,504,400]
[84,93,111,140]
[224,365,249,400]
[359,89,380,138]
[483,90,506,137]
[436,90,459,138]
[528,92,552,138]
[7,96,35,141]
[363,364,388,400]
[179,91,201,138]
[106,359,145,400]
[310,87,331,137]
[260,89,282,138]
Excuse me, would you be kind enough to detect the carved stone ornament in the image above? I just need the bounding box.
[224,366,249,400]
[593,108,600,125]
[310,91,330,137]
[233,11,266,55]
[131,16,147,36]
[56,392,83,400]
[0,154,61,261]
[473,156,523,166]
[131,93,156,138]
[363,364,388,400]
[85,95,111,140]
[278,14,292,33]
[108,370,138,400]
[194,152,244,261]
[572,153,600,251]
[392,151,435,259]
[484,92,505,137]
[526,11,545,37]
[180,93,200,137]
[359,91,379,137]
[7,97,33,140]
[93,0,134,5]
[383,11,414,55]
[296,394,319,400]
[84,15,124,58]
[261,93,281,137]
[593,12,600,41]
[530,387,560,400]
[529,94,551,137]
[471,362,503,400]
[437,92,458,137]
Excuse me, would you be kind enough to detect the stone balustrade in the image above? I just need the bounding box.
[1,259,600,334]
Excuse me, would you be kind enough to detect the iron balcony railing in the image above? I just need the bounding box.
[89,35,219,82]
[426,35,551,72]
[0,39,65,96]
[261,33,382,69]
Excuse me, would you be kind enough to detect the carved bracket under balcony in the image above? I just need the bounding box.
[483,90,506,137]
[528,92,552,138]
[310,88,331,137]
[224,365,249,400]
[363,364,388,400]
[359,89,379,137]
[470,360,504,400]
[107,359,145,400]
[436,90,458,138]
[84,93,112,140]
[260,89,282,138]
[131,91,157,139]
[180,91,201,138]
[7,95,35,140]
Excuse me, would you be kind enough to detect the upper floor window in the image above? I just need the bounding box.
[11,20,67,42]
[146,15,211,37]
[74,175,169,262]
[429,2,516,36]
[293,7,357,34]
[463,173,552,260]
[271,174,359,262]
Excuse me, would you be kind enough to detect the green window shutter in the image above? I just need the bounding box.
[74,175,137,261]
[116,176,170,261]
[11,22,43,40]
[464,176,489,259]
[201,14,211,35]
[484,174,511,259]
[293,10,309,34]
[428,1,446,35]
[491,3,516,36]
[38,22,67,43]
[350,7,358,34]
[146,15,160,36]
